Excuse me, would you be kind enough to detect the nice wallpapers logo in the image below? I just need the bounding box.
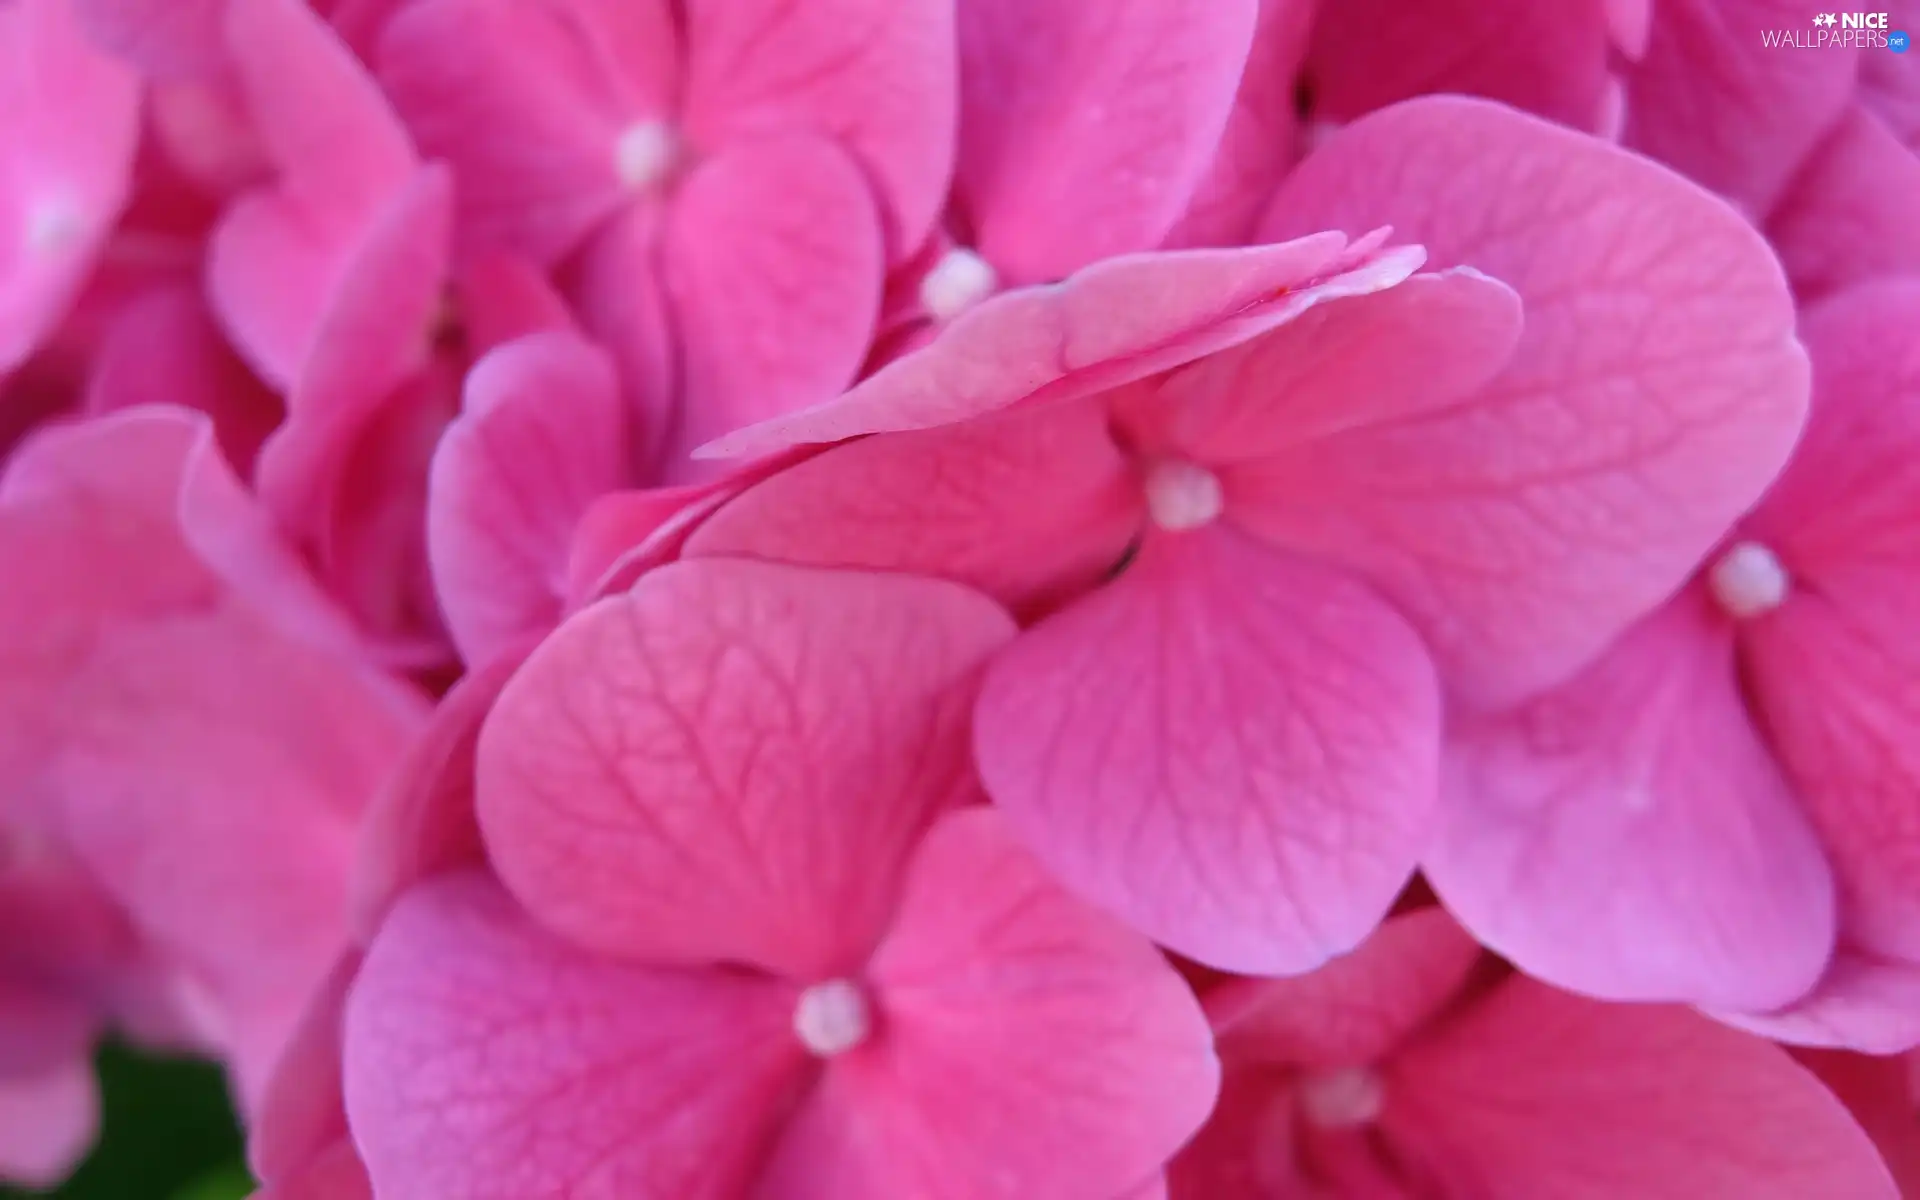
[1763,11,1911,49]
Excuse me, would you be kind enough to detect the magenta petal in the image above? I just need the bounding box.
[376,0,634,265]
[699,233,1411,458]
[1428,595,1836,1011]
[974,528,1441,974]
[428,332,630,666]
[567,209,680,476]
[1262,96,1808,708]
[685,397,1141,613]
[1714,952,1920,1054]
[1768,106,1920,300]
[209,0,418,389]
[344,872,802,1199]
[761,809,1218,1199]
[661,137,883,461]
[70,0,225,78]
[0,0,141,374]
[955,0,1257,282]
[1388,978,1900,1199]
[681,0,956,258]
[249,953,359,1185]
[0,1059,96,1189]
[477,560,1016,977]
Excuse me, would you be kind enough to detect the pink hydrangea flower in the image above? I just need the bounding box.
[679,96,1806,974]
[1169,908,1900,1197]
[344,559,1219,1197]
[0,405,427,1109]
[1430,278,1920,1034]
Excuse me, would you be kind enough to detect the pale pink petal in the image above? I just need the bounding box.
[477,560,1016,977]
[1163,0,1319,250]
[698,233,1413,459]
[762,809,1218,1198]
[250,954,360,1185]
[1622,0,1860,216]
[685,397,1141,614]
[660,137,883,464]
[1261,96,1808,708]
[83,284,283,478]
[1428,594,1836,1011]
[1118,268,1522,464]
[954,0,1257,282]
[208,0,417,389]
[344,872,802,1199]
[0,1057,97,1189]
[376,0,640,265]
[347,647,523,943]
[1203,908,1483,1068]
[0,0,141,374]
[428,332,630,666]
[682,0,955,258]
[1308,0,1618,132]
[70,0,225,78]
[1387,978,1900,1198]
[1741,280,1920,966]
[1768,106,1920,300]
[1716,952,1920,1053]
[974,528,1441,974]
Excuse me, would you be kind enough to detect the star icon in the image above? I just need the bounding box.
[1814,12,1838,26]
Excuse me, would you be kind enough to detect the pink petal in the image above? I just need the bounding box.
[208,0,417,389]
[698,232,1411,458]
[762,809,1218,1198]
[252,1139,371,1200]
[1163,0,1319,250]
[1119,267,1522,464]
[1261,96,1808,708]
[250,953,359,1185]
[375,0,641,265]
[566,209,679,477]
[452,252,576,360]
[954,0,1257,282]
[1429,593,1837,1011]
[477,560,1016,977]
[346,642,524,943]
[1716,952,1920,1053]
[1741,280,1920,966]
[1307,0,1619,132]
[428,332,630,666]
[682,0,956,258]
[973,527,1441,974]
[70,0,226,78]
[1203,908,1483,1068]
[344,871,803,1198]
[1768,106,1920,300]
[685,397,1142,614]
[1387,977,1901,1198]
[0,1057,96,1189]
[1622,0,1860,214]
[660,136,883,463]
[0,0,141,374]
[1798,1048,1920,1195]
[83,283,283,478]
[563,471,774,607]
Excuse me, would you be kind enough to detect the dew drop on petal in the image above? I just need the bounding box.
[793,978,871,1057]
[919,247,999,322]
[1296,1066,1386,1130]
[1144,459,1224,531]
[1708,540,1789,619]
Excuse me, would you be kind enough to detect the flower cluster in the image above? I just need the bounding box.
[2,0,1917,1195]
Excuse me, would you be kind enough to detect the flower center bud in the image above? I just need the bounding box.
[1144,459,1224,531]
[793,978,871,1057]
[614,121,678,192]
[1296,1066,1386,1129]
[919,247,999,322]
[1708,540,1789,619]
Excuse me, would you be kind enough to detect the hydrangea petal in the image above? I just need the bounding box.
[974,527,1440,974]
[0,1058,96,1189]
[345,872,802,1199]
[70,0,225,79]
[1716,953,1920,1054]
[954,0,1257,282]
[477,560,1016,977]
[1767,107,1920,300]
[761,809,1217,1199]
[1261,95,1808,708]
